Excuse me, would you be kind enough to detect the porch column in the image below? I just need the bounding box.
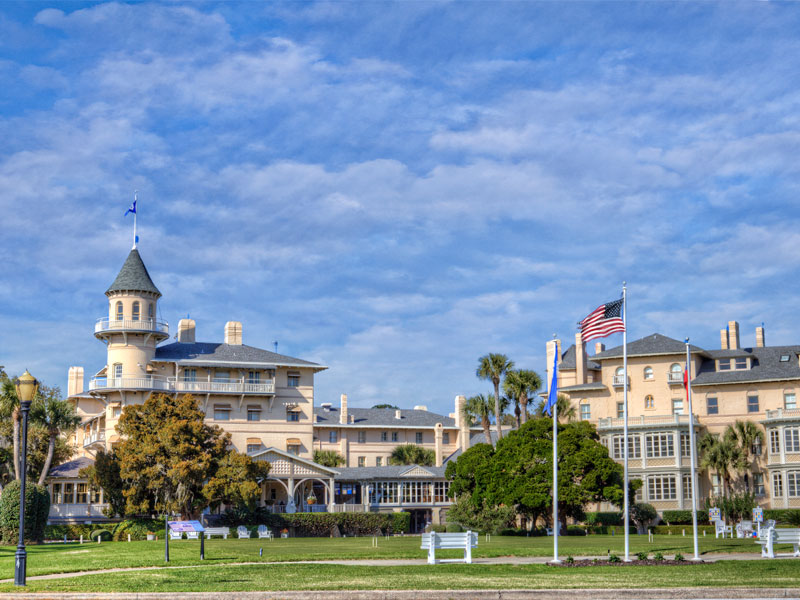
[363,482,370,509]
[328,478,335,512]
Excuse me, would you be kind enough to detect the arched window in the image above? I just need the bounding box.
[115,301,123,321]
[615,366,625,376]
[148,303,154,319]
[614,366,626,386]
[670,363,682,374]
[669,363,682,383]
[643,366,654,380]
[113,363,122,380]
[644,395,655,409]
[132,301,140,321]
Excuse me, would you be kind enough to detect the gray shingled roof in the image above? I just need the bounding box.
[692,345,800,386]
[48,457,95,479]
[334,465,447,480]
[559,382,608,392]
[559,345,600,370]
[155,342,324,369]
[442,430,501,463]
[314,406,455,427]
[593,334,706,360]
[106,249,161,297]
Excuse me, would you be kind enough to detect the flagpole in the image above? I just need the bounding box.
[622,282,630,562]
[685,338,701,561]
[553,397,559,563]
[133,191,138,249]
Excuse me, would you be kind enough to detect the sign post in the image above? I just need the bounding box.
[167,521,206,560]
[753,507,764,535]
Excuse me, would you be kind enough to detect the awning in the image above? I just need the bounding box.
[286,438,301,446]
[108,435,120,444]
[214,403,232,409]
[246,438,261,445]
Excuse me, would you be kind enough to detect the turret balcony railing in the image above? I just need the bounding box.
[89,376,172,392]
[95,318,169,336]
[88,376,274,394]
[598,413,694,429]
[667,372,684,384]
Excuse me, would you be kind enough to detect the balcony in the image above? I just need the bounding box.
[83,431,105,448]
[764,408,800,422]
[612,375,629,387]
[48,503,110,521]
[89,376,172,392]
[173,378,275,395]
[667,372,684,384]
[94,318,169,337]
[598,413,693,430]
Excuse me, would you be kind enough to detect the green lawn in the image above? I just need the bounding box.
[0,533,765,580]
[1,561,800,593]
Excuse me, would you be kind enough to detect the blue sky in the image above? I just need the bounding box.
[2,2,800,416]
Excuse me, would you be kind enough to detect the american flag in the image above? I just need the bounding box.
[579,299,624,342]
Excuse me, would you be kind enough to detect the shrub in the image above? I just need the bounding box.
[445,522,463,533]
[661,510,709,525]
[0,479,50,544]
[429,524,446,533]
[652,525,715,535]
[565,555,574,564]
[565,525,586,536]
[112,519,165,541]
[653,551,664,562]
[674,553,684,562]
[44,523,96,541]
[608,553,620,563]
[89,529,111,542]
[218,511,409,537]
[636,551,648,561]
[630,503,658,534]
[584,511,622,527]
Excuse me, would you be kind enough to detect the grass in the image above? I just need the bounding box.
[0,534,763,579]
[1,561,800,593]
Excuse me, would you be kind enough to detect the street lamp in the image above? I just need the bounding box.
[14,370,38,587]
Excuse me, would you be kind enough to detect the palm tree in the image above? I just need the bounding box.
[313,450,346,468]
[31,389,81,486]
[388,444,435,466]
[724,420,764,491]
[462,394,494,446]
[547,394,576,423]
[503,369,542,426]
[0,378,22,480]
[699,432,742,497]
[477,354,514,441]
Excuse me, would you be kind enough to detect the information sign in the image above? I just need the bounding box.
[708,508,721,522]
[752,507,763,523]
[168,520,205,532]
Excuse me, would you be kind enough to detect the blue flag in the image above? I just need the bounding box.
[544,350,558,416]
[125,200,137,216]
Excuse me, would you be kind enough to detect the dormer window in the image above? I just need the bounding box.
[735,357,748,369]
[781,355,791,362]
[718,359,731,371]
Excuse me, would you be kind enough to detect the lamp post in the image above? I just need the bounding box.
[14,370,38,587]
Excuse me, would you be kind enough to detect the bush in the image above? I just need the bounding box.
[0,479,50,544]
[112,519,165,541]
[44,523,96,541]
[674,553,685,562]
[218,511,409,537]
[636,551,649,561]
[652,525,715,535]
[498,528,527,536]
[89,529,111,542]
[661,510,709,525]
[653,551,664,562]
[566,525,587,536]
[608,553,620,563]
[584,511,622,527]
[445,523,463,533]
[429,524,446,533]
[630,503,658,534]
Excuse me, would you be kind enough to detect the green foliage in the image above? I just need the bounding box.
[111,518,170,541]
[90,529,112,542]
[674,553,685,562]
[371,404,399,410]
[477,353,514,440]
[0,479,50,543]
[445,493,516,534]
[203,450,270,511]
[81,450,126,518]
[629,503,658,534]
[565,525,587,536]
[218,511,409,537]
[636,551,649,561]
[313,450,346,467]
[608,553,620,563]
[429,524,446,533]
[585,511,623,527]
[653,551,664,562]
[388,444,435,466]
[706,492,756,522]
[763,509,800,524]
[30,385,80,485]
[116,393,230,517]
[445,442,495,499]
[461,394,496,446]
[565,555,574,564]
[503,369,542,425]
[652,525,716,535]
[391,511,410,534]
[661,510,710,525]
[445,522,463,533]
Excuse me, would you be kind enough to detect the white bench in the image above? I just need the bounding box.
[714,520,733,539]
[736,520,754,538]
[169,530,182,541]
[420,531,478,564]
[204,527,230,539]
[186,531,200,540]
[257,525,273,539]
[758,527,800,558]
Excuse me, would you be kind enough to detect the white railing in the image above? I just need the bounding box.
[89,376,171,391]
[612,375,629,386]
[598,413,693,429]
[83,431,106,447]
[95,318,169,335]
[172,379,275,394]
[332,504,366,513]
[49,504,109,519]
[667,372,684,384]
[765,408,800,420]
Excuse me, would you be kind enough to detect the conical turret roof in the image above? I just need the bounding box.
[105,248,161,297]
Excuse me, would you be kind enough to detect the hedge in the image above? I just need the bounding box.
[584,511,623,527]
[0,479,50,544]
[661,510,710,525]
[652,525,716,535]
[219,510,410,537]
[764,510,800,526]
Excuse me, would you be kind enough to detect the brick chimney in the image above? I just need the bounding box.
[456,395,470,452]
[178,319,196,343]
[434,423,443,466]
[67,366,84,396]
[340,393,348,425]
[224,321,242,345]
[575,333,586,385]
[595,342,605,354]
[756,326,766,348]
[728,321,740,350]
[720,328,729,350]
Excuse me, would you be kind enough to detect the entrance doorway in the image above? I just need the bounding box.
[406,509,432,533]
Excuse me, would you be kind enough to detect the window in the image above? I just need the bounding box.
[646,433,675,458]
[376,457,382,467]
[735,357,747,369]
[113,406,121,418]
[781,354,791,362]
[647,474,676,500]
[370,481,399,503]
[748,395,759,413]
[711,473,721,496]
[718,358,731,371]
[246,443,261,453]
[612,435,641,459]
[672,399,684,415]
[789,471,800,497]
[391,432,398,442]
[113,363,123,379]
[183,368,197,382]
[643,366,654,380]
[358,431,366,443]
[785,392,797,410]
[443,432,450,444]
[148,303,154,318]
[115,301,123,320]
[773,473,784,497]
[614,366,625,385]
[644,395,655,409]
[770,429,781,454]
[214,405,230,421]
[669,363,683,382]
[213,370,229,382]
[680,432,692,457]
[91,487,102,504]
[682,473,694,499]
[358,456,365,467]
[132,301,140,321]
[616,402,624,418]
[51,483,62,504]
[329,431,338,443]
[785,427,800,452]
[288,373,300,387]
[434,481,451,502]
[381,432,388,442]
[706,396,718,415]
[287,410,300,422]
[247,407,261,421]
[75,483,87,504]
[63,483,74,504]
[751,437,762,456]
[415,432,423,444]
[287,444,299,456]
[753,473,765,496]
[247,371,260,384]
[580,404,591,420]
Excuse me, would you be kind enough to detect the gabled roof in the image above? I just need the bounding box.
[593,333,706,360]
[559,344,600,370]
[155,342,325,370]
[313,406,455,428]
[333,464,447,480]
[692,345,800,386]
[249,447,339,476]
[48,457,95,479]
[106,248,161,297]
